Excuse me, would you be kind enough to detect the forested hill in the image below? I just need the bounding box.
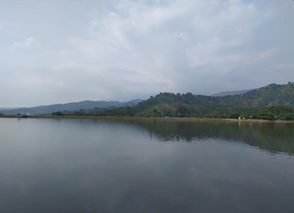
[102,82,294,117]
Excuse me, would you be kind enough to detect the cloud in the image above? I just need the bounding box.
[188,48,278,68]
[276,63,294,70]
[0,0,292,107]
[11,37,39,49]
[72,0,276,91]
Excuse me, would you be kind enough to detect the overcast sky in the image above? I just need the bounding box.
[0,0,293,107]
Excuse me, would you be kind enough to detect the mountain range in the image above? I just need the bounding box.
[0,88,260,115]
[100,82,294,118]
[0,99,142,115]
[1,82,294,117]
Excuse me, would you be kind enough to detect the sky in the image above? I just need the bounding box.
[0,0,293,107]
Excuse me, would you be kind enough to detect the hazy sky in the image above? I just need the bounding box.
[0,0,293,107]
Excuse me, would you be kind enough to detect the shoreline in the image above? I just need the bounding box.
[1,115,294,123]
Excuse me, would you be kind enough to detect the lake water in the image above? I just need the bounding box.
[0,118,294,213]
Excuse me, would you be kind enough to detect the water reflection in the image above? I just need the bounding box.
[123,120,294,155]
[0,118,294,213]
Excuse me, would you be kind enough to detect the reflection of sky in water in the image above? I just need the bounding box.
[0,118,293,213]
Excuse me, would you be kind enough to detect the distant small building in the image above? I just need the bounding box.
[17,113,23,117]
[17,113,28,118]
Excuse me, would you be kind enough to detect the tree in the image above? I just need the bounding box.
[240,113,249,119]
[52,111,64,116]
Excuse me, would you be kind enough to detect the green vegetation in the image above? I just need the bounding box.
[0,113,3,116]
[252,105,294,120]
[100,83,294,119]
[51,107,117,117]
[52,82,294,120]
[52,111,64,116]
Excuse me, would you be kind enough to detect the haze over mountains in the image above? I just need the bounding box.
[212,89,255,97]
[1,82,294,117]
[0,99,142,115]
[0,88,256,115]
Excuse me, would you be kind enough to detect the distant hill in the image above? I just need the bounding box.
[100,82,294,118]
[2,82,294,118]
[0,99,143,115]
[0,108,20,110]
[212,89,255,97]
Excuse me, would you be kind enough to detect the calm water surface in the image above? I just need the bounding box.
[0,118,294,213]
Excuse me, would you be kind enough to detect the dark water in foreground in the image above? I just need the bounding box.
[0,118,294,213]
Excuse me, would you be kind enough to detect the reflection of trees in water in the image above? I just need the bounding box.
[125,120,294,155]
